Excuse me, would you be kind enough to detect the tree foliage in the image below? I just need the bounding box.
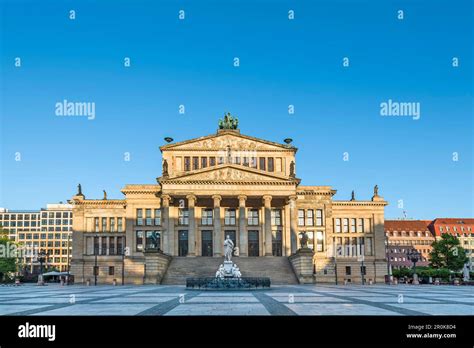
[0,228,18,281]
[429,233,468,272]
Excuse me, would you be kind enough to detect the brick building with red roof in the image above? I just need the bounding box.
[385,220,435,269]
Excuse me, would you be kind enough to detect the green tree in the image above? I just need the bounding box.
[429,233,468,272]
[0,227,18,282]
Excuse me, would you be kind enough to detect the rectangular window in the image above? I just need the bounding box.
[250,157,257,168]
[234,157,241,165]
[94,217,99,232]
[154,209,161,225]
[243,157,249,167]
[110,218,115,232]
[136,231,144,251]
[247,209,259,226]
[201,157,208,168]
[94,236,99,255]
[201,209,213,225]
[101,236,107,255]
[101,217,107,232]
[108,266,114,276]
[298,209,305,226]
[343,218,349,233]
[345,266,351,275]
[145,231,161,251]
[136,209,143,226]
[117,236,124,255]
[117,218,123,232]
[109,237,115,255]
[184,157,191,171]
[316,231,324,252]
[192,156,199,170]
[306,209,314,226]
[224,209,236,225]
[316,209,323,226]
[305,231,314,250]
[350,218,356,233]
[365,237,373,256]
[178,209,189,225]
[145,209,152,226]
[209,157,216,166]
[259,157,266,170]
[218,157,224,165]
[357,218,364,232]
[267,158,274,172]
[271,209,282,226]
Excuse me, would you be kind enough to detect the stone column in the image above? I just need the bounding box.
[186,194,197,256]
[288,195,298,254]
[238,195,247,256]
[161,195,171,254]
[284,203,291,256]
[263,195,273,256]
[212,195,222,257]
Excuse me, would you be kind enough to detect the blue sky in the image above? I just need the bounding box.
[0,0,472,219]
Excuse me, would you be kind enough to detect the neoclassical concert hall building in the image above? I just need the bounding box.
[70,117,388,285]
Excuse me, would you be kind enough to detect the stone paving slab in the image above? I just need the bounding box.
[389,303,474,315]
[31,304,155,316]
[0,284,472,316]
[0,305,51,315]
[269,296,350,303]
[92,297,178,304]
[286,303,403,316]
[187,295,259,303]
[165,303,269,315]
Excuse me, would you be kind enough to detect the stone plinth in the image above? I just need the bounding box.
[289,248,315,284]
[144,251,172,284]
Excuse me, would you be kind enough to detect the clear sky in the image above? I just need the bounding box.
[0,0,472,219]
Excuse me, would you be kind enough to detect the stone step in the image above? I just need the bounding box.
[161,256,298,285]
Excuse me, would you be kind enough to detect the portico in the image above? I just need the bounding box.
[156,192,298,258]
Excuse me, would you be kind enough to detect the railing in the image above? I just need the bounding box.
[186,277,271,289]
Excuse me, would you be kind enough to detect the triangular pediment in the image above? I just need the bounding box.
[160,130,295,152]
[160,164,298,184]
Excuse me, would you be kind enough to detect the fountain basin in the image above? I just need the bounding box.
[186,277,271,290]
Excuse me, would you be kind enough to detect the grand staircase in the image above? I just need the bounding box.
[161,256,298,285]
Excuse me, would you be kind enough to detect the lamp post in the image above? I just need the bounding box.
[385,234,392,285]
[122,244,127,286]
[407,249,421,285]
[94,235,98,286]
[66,233,71,282]
[358,254,365,285]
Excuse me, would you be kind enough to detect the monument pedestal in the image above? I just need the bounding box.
[289,248,315,284]
[223,261,233,277]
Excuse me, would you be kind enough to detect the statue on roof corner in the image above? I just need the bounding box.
[218,112,239,130]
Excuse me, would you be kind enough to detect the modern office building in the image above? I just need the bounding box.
[0,204,73,273]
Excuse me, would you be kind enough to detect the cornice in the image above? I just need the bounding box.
[333,200,388,207]
[159,180,298,186]
[72,200,127,207]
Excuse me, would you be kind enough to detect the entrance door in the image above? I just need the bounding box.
[178,230,188,256]
[272,230,282,256]
[201,230,213,256]
[248,230,259,256]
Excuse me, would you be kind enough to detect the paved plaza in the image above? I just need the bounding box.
[0,284,472,316]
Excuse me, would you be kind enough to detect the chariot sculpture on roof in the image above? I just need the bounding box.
[218,112,239,130]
